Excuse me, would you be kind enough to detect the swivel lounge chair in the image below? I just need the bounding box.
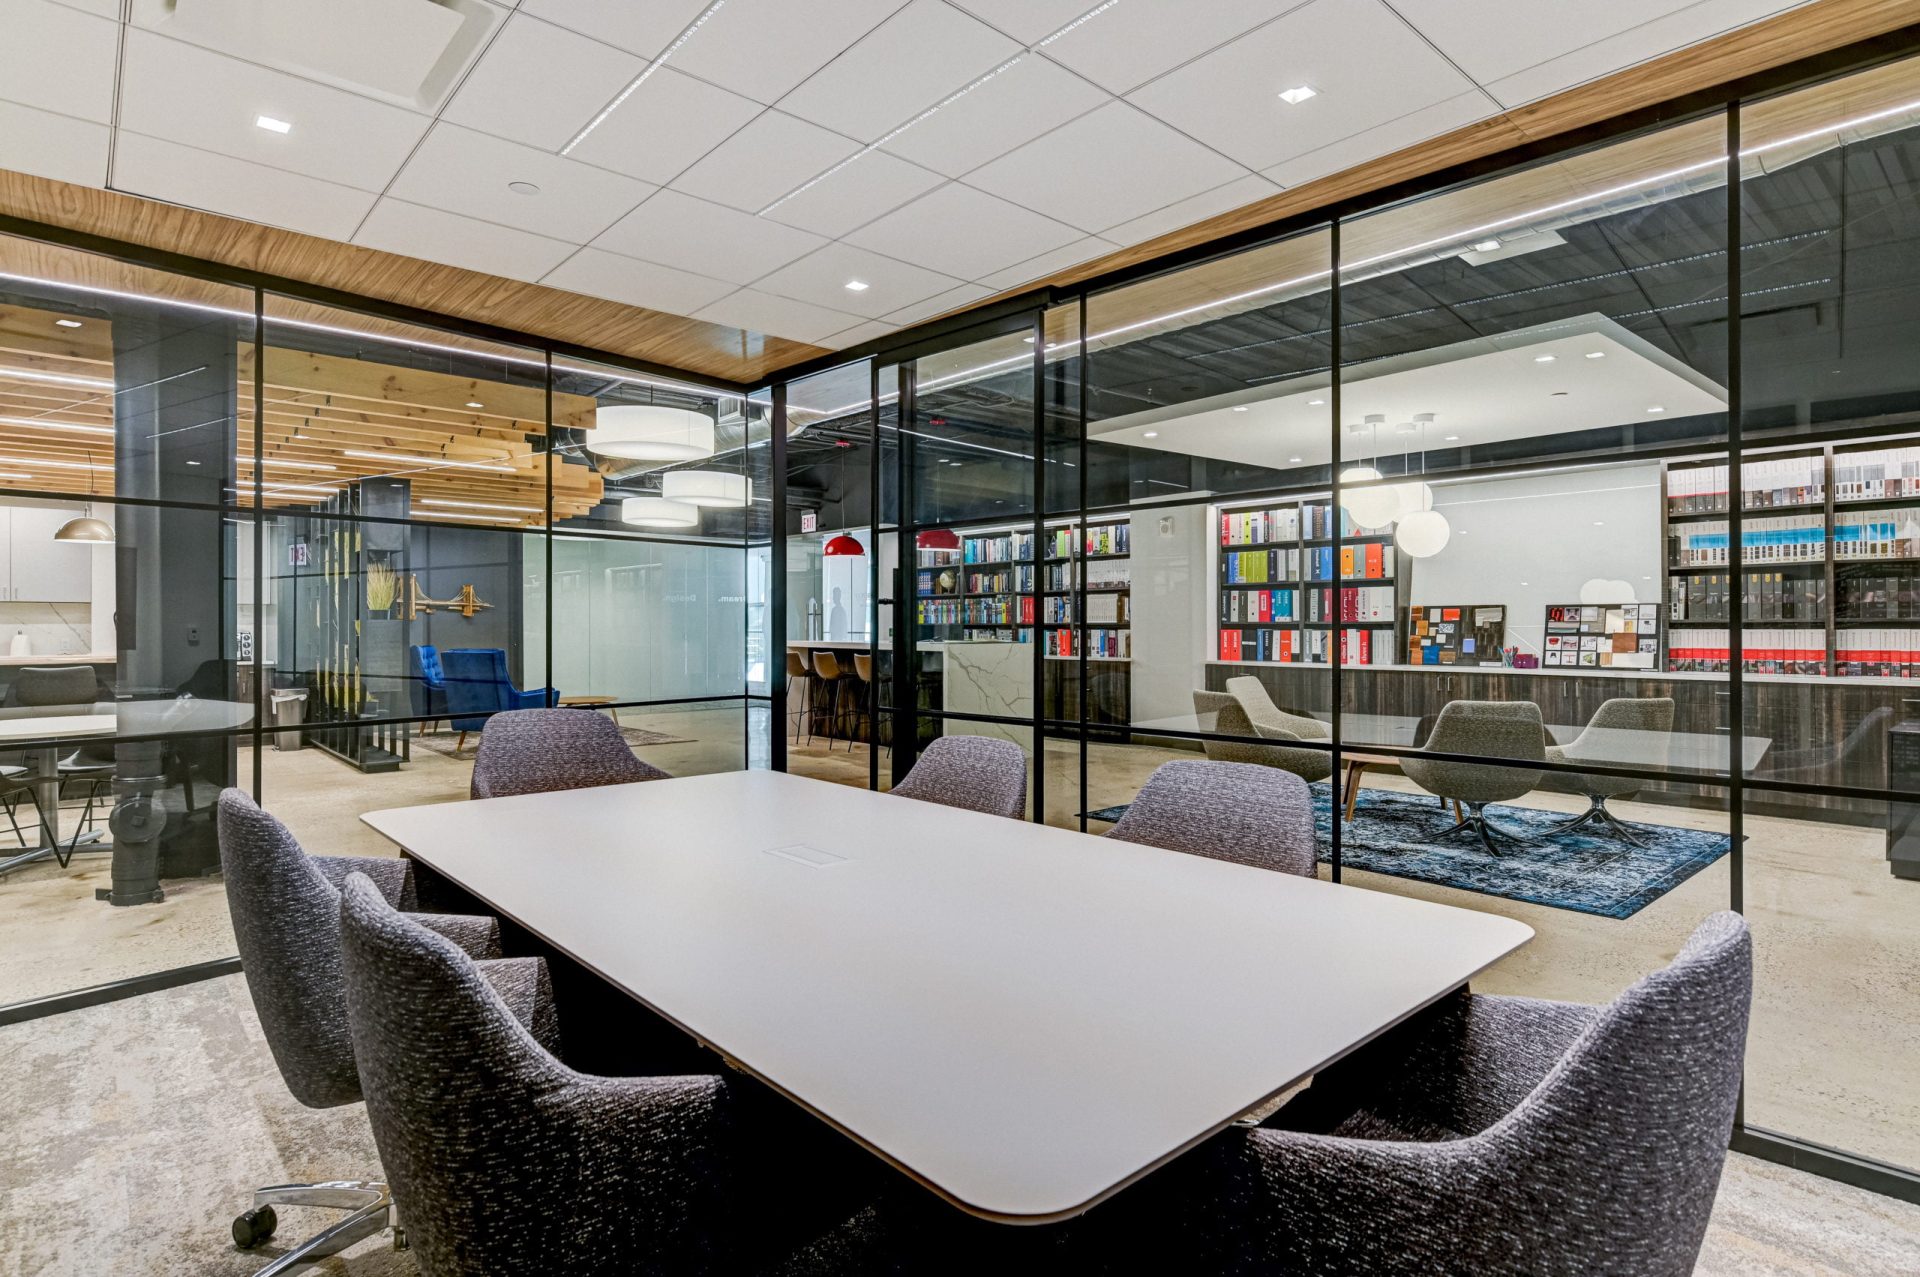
[216,790,555,1274]
[1105,760,1316,877]
[891,734,1027,820]
[1400,700,1547,854]
[1192,680,1333,785]
[470,707,670,800]
[337,873,876,1276]
[1545,697,1674,845]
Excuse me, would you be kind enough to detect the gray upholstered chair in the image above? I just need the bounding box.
[470,707,670,800]
[891,734,1027,820]
[337,872,871,1276]
[1105,760,1316,877]
[1545,697,1674,844]
[1400,700,1547,853]
[1193,681,1333,785]
[1132,911,1751,1275]
[216,789,554,1270]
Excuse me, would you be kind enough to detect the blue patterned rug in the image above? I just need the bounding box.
[1085,786,1730,920]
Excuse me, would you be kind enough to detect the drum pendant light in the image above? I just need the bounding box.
[590,405,716,461]
[620,496,699,528]
[662,470,751,507]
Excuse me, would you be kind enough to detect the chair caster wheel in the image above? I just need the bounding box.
[233,1205,277,1248]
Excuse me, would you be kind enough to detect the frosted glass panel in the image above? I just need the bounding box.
[546,535,745,704]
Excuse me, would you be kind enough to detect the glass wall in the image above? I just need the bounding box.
[0,234,753,1013]
[772,52,1920,1186]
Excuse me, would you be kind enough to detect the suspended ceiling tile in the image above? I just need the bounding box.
[974,234,1118,290]
[1129,0,1475,172]
[820,317,899,348]
[756,242,966,319]
[440,12,644,151]
[762,151,946,239]
[118,29,432,191]
[542,247,738,315]
[1391,0,1776,87]
[519,0,716,60]
[945,0,1101,45]
[388,123,656,244]
[593,189,828,286]
[847,182,1083,281]
[878,52,1108,179]
[882,281,993,327]
[1260,90,1499,190]
[113,131,378,240]
[354,198,579,283]
[779,0,1023,144]
[695,287,866,344]
[671,110,861,214]
[0,101,110,187]
[967,101,1246,233]
[667,0,909,105]
[1040,0,1313,95]
[1480,0,1808,106]
[1100,173,1285,247]
[0,0,120,124]
[44,0,119,15]
[567,66,764,187]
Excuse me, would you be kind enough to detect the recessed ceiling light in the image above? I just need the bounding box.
[1278,85,1317,105]
[1520,581,1529,586]
[1142,431,1159,439]
[507,181,540,196]
[54,319,81,329]
[1023,336,1035,343]
[1445,435,1459,441]
[1647,405,1666,414]
[1232,406,1248,412]
[1593,520,1605,526]
[844,279,870,292]
[1533,354,1556,363]
[465,401,484,409]
[1585,351,1606,359]
[1288,456,1302,463]
[185,460,201,466]
[255,115,292,134]
[1472,238,1501,253]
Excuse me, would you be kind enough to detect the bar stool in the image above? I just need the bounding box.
[809,651,859,751]
[853,654,878,755]
[785,648,812,745]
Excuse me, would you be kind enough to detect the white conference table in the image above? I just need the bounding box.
[1138,709,1771,773]
[363,771,1531,1224]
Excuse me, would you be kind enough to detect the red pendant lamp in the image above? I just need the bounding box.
[823,533,865,556]
[916,528,960,551]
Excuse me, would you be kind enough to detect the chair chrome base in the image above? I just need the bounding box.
[1435,801,1533,855]
[1546,793,1648,846]
[234,1180,403,1274]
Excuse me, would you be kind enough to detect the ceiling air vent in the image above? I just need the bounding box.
[137,0,496,110]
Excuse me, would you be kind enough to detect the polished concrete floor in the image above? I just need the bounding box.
[2,709,1916,1191]
[2,972,1916,1275]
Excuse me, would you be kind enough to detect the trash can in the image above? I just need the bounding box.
[270,689,307,751]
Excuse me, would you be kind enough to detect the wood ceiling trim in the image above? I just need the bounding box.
[0,175,827,386]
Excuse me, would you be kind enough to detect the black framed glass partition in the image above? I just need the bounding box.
[767,49,1920,1199]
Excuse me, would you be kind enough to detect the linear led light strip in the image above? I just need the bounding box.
[0,366,113,389]
[760,0,1123,216]
[342,449,519,473]
[561,0,728,156]
[420,497,542,513]
[239,457,340,471]
[0,414,114,435]
[0,455,109,471]
[0,274,737,404]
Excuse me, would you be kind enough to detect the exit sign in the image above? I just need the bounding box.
[801,511,818,533]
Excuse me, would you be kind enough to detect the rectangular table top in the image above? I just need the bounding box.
[363,771,1531,1223]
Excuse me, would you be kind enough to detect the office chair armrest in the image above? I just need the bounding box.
[416,912,503,961]
[510,687,551,710]
[311,854,419,911]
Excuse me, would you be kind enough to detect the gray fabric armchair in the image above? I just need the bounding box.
[470,707,670,800]
[1105,760,1316,877]
[1193,682,1333,785]
[215,789,554,1272]
[1127,911,1753,1276]
[1545,696,1674,844]
[891,734,1028,820]
[1400,700,1547,853]
[337,872,871,1276]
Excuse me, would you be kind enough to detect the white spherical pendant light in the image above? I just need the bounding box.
[621,496,699,528]
[1394,508,1451,558]
[1335,464,1381,514]
[1394,481,1433,514]
[590,405,716,461]
[662,470,751,508]
[1344,480,1402,531]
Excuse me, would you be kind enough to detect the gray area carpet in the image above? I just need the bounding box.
[2,975,1917,1275]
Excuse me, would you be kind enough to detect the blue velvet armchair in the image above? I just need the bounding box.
[439,648,554,750]
[407,645,449,734]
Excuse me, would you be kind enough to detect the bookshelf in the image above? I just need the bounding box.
[930,518,1133,660]
[1662,436,1920,676]
[1215,498,1402,665]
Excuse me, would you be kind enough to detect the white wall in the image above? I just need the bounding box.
[1412,462,1662,658]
